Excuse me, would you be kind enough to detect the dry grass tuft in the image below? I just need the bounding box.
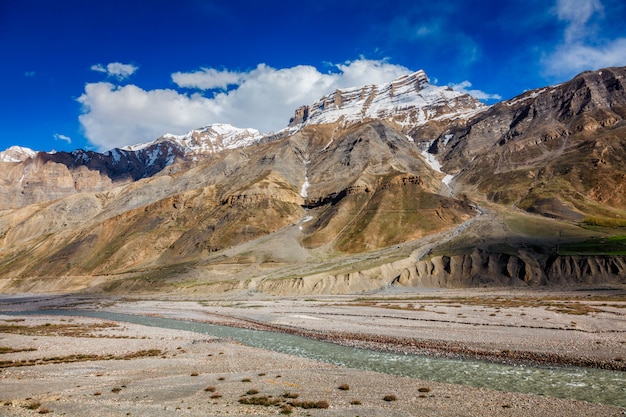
[0,349,163,369]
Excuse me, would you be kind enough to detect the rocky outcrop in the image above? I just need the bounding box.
[0,142,187,209]
[289,105,310,126]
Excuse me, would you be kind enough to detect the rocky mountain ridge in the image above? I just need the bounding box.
[1,67,625,295]
[431,66,626,221]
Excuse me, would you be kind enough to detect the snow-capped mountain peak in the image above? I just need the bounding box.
[287,70,487,131]
[0,145,37,162]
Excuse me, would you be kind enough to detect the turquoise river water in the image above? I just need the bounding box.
[2,309,625,408]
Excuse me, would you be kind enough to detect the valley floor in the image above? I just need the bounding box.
[0,287,625,416]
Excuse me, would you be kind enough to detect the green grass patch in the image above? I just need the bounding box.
[582,216,626,227]
[558,235,626,255]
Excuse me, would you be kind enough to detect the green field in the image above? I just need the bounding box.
[557,235,626,256]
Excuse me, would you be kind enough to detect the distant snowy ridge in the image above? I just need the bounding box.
[0,146,37,162]
[125,123,264,156]
[287,70,487,132]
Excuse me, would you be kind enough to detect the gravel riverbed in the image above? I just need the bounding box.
[1,289,625,416]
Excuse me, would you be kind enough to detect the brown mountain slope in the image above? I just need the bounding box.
[295,122,474,251]
[0,120,473,286]
[433,67,626,224]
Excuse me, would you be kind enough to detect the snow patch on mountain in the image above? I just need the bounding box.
[420,141,454,186]
[300,177,310,198]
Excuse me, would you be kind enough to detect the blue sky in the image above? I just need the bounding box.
[1,0,625,153]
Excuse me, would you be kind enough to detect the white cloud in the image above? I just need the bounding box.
[53,133,72,144]
[78,83,220,151]
[543,0,626,77]
[171,67,243,90]
[78,59,412,150]
[545,39,626,75]
[555,0,603,42]
[334,59,412,87]
[448,81,502,101]
[91,62,139,80]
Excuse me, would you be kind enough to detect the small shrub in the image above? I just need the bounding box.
[217,377,225,381]
[246,389,260,395]
[383,394,397,402]
[239,396,281,407]
[279,404,294,415]
[282,392,299,399]
[350,399,362,405]
[210,393,222,399]
[93,392,102,396]
[111,387,122,393]
[241,378,252,383]
[24,401,41,410]
[338,383,350,391]
[38,407,51,414]
[417,387,431,393]
[258,372,266,376]
[204,386,216,392]
[290,400,329,409]
[190,372,199,376]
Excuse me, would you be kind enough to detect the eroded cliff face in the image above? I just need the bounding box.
[255,250,626,296]
[400,250,541,287]
[400,252,626,288]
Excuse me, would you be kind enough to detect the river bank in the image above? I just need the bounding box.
[1,289,625,416]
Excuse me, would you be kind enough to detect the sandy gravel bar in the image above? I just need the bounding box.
[0,313,623,417]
